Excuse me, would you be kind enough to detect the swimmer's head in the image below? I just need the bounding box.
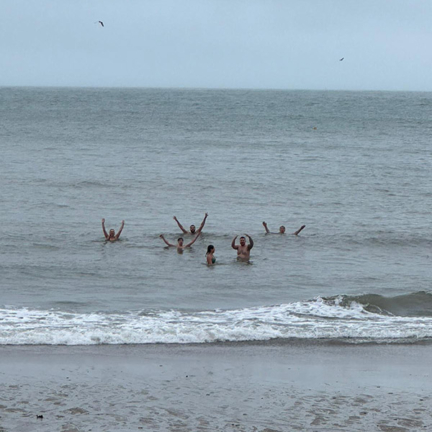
[190,225,196,234]
[279,226,286,234]
[109,229,115,238]
[240,236,246,246]
[207,245,215,254]
[177,237,184,246]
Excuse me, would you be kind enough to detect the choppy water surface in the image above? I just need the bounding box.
[0,87,431,344]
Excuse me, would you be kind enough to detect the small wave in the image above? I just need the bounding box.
[1,296,432,346]
[31,243,61,251]
[344,232,432,249]
[74,180,111,188]
[323,291,432,317]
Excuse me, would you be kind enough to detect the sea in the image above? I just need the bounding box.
[1,87,431,346]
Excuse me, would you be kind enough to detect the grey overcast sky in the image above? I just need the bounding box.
[1,0,431,91]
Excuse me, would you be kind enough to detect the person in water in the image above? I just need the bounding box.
[262,221,306,235]
[231,235,253,261]
[102,219,125,242]
[206,245,216,265]
[159,232,201,251]
[173,213,208,235]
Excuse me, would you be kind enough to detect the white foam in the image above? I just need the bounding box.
[1,299,431,345]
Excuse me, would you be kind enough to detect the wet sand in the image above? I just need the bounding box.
[0,342,431,431]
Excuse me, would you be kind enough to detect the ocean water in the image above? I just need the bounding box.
[1,87,431,345]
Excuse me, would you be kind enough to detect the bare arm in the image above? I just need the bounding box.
[293,225,306,236]
[102,219,109,239]
[206,254,213,265]
[246,234,254,250]
[231,236,239,250]
[196,212,208,234]
[173,216,188,234]
[262,221,270,234]
[115,220,125,240]
[185,232,201,247]
[159,234,175,247]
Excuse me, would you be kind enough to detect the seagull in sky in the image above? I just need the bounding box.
[98,21,104,27]
[339,57,344,61]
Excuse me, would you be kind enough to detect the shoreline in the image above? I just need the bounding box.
[1,343,431,431]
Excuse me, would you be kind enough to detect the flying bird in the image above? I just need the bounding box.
[98,21,104,27]
[339,57,344,61]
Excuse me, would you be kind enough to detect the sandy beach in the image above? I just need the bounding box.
[0,342,431,431]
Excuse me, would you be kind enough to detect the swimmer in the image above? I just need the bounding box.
[102,219,124,242]
[173,213,208,235]
[159,232,201,251]
[206,245,216,265]
[231,234,253,261]
[262,221,305,235]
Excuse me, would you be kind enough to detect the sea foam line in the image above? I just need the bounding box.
[1,300,432,345]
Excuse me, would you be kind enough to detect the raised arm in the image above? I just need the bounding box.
[185,232,201,247]
[262,221,270,234]
[246,234,254,250]
[159,234,175,247]
[115,220,125,240]
[196,212,208,234]
[102,218,109,239]
[231,235,239,250]
[173,216,188,234]
[293,225,306,236]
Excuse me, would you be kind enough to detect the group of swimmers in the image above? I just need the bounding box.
[102,213,306,264]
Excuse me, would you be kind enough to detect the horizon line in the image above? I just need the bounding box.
[0,84,431,94]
